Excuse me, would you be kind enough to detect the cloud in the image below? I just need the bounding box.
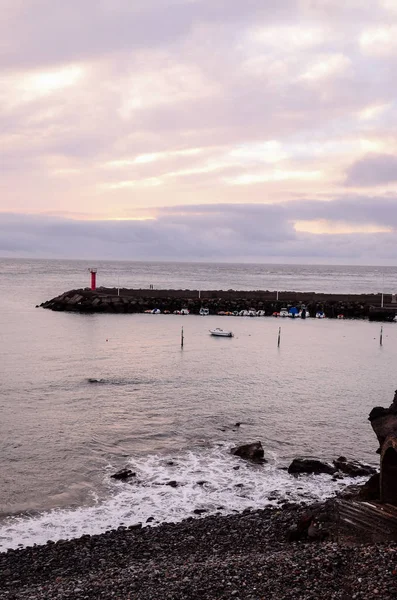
[1,196,397,263]
[1,0,397,255]
[345,154,397,186]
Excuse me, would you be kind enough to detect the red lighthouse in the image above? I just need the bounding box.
[89,268,97,291]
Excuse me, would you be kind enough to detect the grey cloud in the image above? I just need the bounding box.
[0,0,297,70]
[1,196,396,261]
[293,195,397,228]
[346,154,397,187]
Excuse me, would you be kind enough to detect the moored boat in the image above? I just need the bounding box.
[209,328,234,337]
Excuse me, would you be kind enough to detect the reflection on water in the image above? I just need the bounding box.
[0,259,395,550]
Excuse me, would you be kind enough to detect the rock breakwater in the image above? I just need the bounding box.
[40,288,397,320]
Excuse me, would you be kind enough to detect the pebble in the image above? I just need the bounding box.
[0,500,396,599]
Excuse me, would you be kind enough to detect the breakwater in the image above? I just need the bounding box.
[40,288,397,320]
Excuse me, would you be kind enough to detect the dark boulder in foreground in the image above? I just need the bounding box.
[369,390,397,504]
[111,469,136,481]
[288,458,336,475]
[369,390,397,449]
[232,441,266,462]
[359,472,381,501]
[333,456,376,477]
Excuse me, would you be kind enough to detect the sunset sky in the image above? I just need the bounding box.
[1,0,397,263]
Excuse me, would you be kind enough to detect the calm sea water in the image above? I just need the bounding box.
[1,258,397,552]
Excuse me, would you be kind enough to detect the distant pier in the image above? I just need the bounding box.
[39,288,397,321]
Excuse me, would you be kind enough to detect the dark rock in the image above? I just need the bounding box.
[288,458,336,476]
[166,480,178,488]
[232,441,264,462]
[287,513,314,541]
[235,422,241,427]
[193,509,207,514]
[337,484,363,500]
[146,517,155,523]
[110,469,136,481]
[196,481,207,486]
[307,520,329,541]
[369,391,397,448]
[359,472,380,501]
[333,457,376,477]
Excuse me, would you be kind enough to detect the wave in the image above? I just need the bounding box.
[0,445,366,552]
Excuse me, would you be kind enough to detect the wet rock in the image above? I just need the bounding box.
[193,509,207,514]
[333,456,376,477]
[288,458,336,476]
[110,469,136,481]
[287,513,314,541]
[231,441,265,462]
[337,484,364,500]
[359,472,380,501]
[165,480,178,488]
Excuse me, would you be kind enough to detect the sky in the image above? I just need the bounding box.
[1,0,397,263]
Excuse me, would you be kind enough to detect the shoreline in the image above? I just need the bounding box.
[1,499,396,599]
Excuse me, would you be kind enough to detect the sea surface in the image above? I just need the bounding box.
[1,258,397,552]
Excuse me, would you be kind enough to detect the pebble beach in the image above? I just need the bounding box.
[1,500,397,600]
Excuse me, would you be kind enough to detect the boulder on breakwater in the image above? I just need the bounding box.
[39,287,395,320]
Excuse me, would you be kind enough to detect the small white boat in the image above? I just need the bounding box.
[316,311,325,319]
[199,308,209,316]
[279,308,289,317]
[209,328,234,338]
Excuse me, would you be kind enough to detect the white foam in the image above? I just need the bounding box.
[0,446,366,552]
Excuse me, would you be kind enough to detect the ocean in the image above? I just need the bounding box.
[1,258,397,552]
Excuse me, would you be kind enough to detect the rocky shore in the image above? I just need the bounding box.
[2,395,397,599]
[1,499,397,600]
[2,392,397,600]
[39,287,397,321]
